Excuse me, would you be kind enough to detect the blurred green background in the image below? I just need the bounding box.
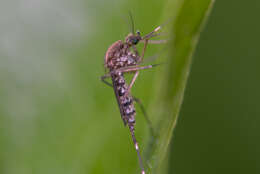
[0,0,259,174]
[170,1,260,174]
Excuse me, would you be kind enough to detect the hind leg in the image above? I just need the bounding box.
[133,97,155,137]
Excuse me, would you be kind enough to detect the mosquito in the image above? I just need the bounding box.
[101,16,165,174]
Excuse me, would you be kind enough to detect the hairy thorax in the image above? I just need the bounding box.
[104,40,139,71]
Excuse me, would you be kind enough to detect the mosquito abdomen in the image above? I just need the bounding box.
[111,72,136,126]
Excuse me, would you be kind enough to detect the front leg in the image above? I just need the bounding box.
[100,74,112,87]
[112,64,159,74]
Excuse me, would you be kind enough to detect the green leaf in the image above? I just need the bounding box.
[145,0,215,173]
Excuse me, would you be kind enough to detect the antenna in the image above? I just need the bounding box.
[128,11,135,34]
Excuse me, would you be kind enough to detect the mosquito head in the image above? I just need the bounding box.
[125,30,142,46]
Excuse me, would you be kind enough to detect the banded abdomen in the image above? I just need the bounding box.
[111,71,136,127]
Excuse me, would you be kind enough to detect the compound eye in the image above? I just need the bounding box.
[132,38,139,45]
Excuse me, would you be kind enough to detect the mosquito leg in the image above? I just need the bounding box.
[142,17,172,40]
[124,71,139,97]
[139,26,164,62]
[100,74,113,87]
[140,32,167,43]
[133,97,155,137]
[140,39,148,62]
[112,64,159,74]
[144,39,168,44]
[102,64,158,88]
[142,25,162,40]
[128,125,146,174]
[148,32,163,38]
[102,71,140,97]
